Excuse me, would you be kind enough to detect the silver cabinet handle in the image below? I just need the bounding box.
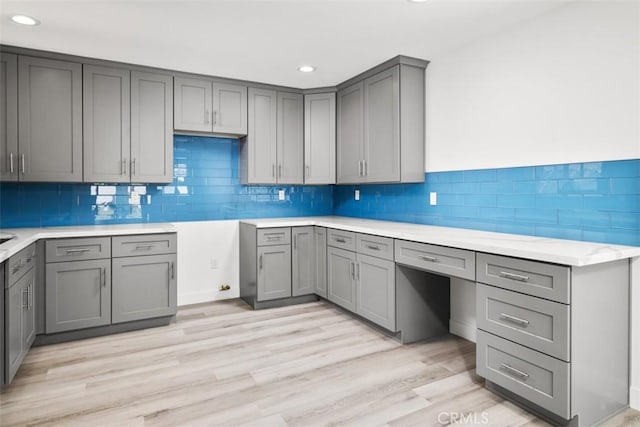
[305,165,309,178]
[213,111,217,125]
[12,265,21,274]
[293,235,297,249]
[499,271,530,282]
[205,109,210,124]
[135,244,154,250]
[259,254,263,270]
[22,287,29,310]
[364,161,368,176]
[350,262,355,279]
[122,159,128,176]
[366,244,380,251]
[20,153,25,173]
[132,158,136,176]
[272,164,275,178]
[499,363,530,380]
[279,164,282,178]
[9,152,14,173]
[29,283,33,310]
[335,237,346,243]
[101,268,106,287]
[499,313,530,326]
[356,263,360,280]
[358,160,363,177]
[170,262,175,280]
[420,255,438,262]
[66,248,91,254]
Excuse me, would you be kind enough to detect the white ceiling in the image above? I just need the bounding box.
[0,0,569,88]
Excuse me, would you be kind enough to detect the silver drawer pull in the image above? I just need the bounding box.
[366,244,380,251]
[420,255,437,262]
[12,265,21,274]
[499,271,530,282]
[135,244,155,250]
[499,363,530,380]
[499,313,530,326]
[335,238,346,243]
[65,248,91,254]
[266,235,282,241]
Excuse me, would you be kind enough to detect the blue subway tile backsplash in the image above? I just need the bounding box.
[334,159,640,246]
[0,134,638,247]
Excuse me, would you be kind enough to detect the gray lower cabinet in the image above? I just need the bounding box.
[1,53,18,182]
[257,244,292,301]
[83,65,131,183]
[0,262,4,386]
[45,259,111,333]
[5,261,36,384]
[292,227,315,297]
[112,254,177,323]
[18,56,83,182]
[314,227,327,298]
[356,253,395,331]
[327,246,357,312]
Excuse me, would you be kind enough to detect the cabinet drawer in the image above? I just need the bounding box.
[7,243,36,286]
[477,284,570,361]
[356,233,393,261]
[112,233,177,257]
[477,253,570,304]
[257,228,291,246]
[46,237,111,262]
[477,330,570,419]
[327,229,356,251]
[394,240,475,281]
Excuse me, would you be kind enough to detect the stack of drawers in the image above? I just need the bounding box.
[475,253,571,419]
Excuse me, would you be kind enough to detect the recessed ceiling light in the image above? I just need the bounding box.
[407,0,429,3]
[11,15,40,26]
[298,65,315,73]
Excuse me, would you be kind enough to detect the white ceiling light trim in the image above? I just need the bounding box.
[10,14,40,26]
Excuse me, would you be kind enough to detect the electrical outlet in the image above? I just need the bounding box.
[210,259,218,269]
[278,189,285,201]
[130,190,140,204]
[429,192,437,206]
[355,190,360,201]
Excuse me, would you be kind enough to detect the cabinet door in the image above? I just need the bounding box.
[277,91,303,184]
[336,81,364,184]
[327,246,356,312]
[363,66,400,183]
[83,65,131,183]
[212,82,247,135]
[1,53,18,181]
[45,259,111,333]
[292,227,315,297]
[112,254,177,323]
[18,56,82,182]
[257,244,291,301]
[304,92,335,184]
[22,270,36,349]
[356,253,396,331]
[6,274,25,383]
[245,88,277,184]
[131,71,173,183]
[174,77,212,132]
[314,227,327,298]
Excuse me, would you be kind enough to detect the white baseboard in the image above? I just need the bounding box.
[178,290,237,306]
[631,386,640,411]
[450,319,477,343]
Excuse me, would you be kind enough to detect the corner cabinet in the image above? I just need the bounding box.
[337,60,427,184]
[304,92,336,184]
[174,76,247,136]
[240,89,303,185]
[17,56,83,182]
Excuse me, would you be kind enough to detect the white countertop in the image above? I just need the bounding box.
[0,223,176,263]
[240,216,640,267]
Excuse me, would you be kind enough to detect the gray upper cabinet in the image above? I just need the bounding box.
[242,88,278,184]
[304,92,336,184]
[314,227,327,298]
[83,65,131,183]
[174,77,212,133]
[337,62,426,184]
[241,89,304,185]
[363,66,400,183]
[327,246,357,312]
[174,77,247,136]
[277,91,304,184]
[292,227,315,297]
[257,244,292,301]
[131,71,173,183]
[18,56,82,182]
[336,82,364,184]
[1,53,18,182]
[212,82,247,135]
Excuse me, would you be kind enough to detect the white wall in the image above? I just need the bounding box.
[173,220,240,305]
[425,1,640,172]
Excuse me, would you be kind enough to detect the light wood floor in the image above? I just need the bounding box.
[1,300,639,427]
